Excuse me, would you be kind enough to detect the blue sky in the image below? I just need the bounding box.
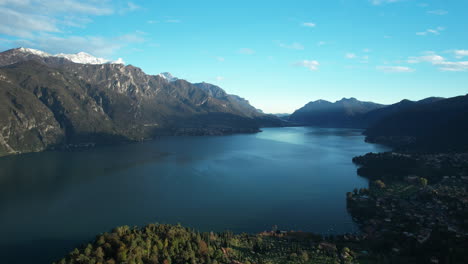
[1,0,467,113]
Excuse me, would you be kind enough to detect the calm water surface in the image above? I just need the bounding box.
[0,127,388,263]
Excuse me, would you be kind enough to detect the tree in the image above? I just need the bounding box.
[300,250,309,262]
[95,247,105,259]
[420,177,428,187]
[198,240,208,256]
[375,180,386,189]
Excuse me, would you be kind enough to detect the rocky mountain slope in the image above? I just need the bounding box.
[0,48,281,157]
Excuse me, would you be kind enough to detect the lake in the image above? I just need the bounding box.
[0,127,388,263]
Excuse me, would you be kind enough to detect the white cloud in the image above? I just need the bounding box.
[126,2,140,12]
[147,20,158,24]
[120,2,141,14]
[345,52,369,63]
[453,50,468,59]
[0,0,113,15]
[377,66,414,73]
[317,41,327,46]
[0,0,146,60]
[0,7,59,38]
[0,0,116,38]
[427,10,448,15]
[166,19,181,23]
[294,60,319,71]
[10,31,146,59]
[346,53,357,59]
[239,48,255,55]
[117,32,146,43]
[408,53,444,64]
[215,76,224,81]
[437,61,468,72]
[370,0,404,5]
[416,27,445,36]
[407,51,468,72]
[302,22,316,28]
[216,57,225,62]
[363,48,371,53]
[279,42,304,50]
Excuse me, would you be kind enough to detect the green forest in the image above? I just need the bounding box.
[54,224,357,264]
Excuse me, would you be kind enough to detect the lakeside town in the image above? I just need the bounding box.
[346,151,468,263]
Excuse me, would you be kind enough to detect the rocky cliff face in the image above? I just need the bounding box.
[0,48,282,156]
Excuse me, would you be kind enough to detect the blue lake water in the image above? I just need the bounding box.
[0,127,388,263]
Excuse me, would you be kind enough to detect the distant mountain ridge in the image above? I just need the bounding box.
[0,47,282,157]
[288,95,468,151]
[288,97,446,129]
[364,94,468,152]
[357,97,444,128]
[289,97,385,127]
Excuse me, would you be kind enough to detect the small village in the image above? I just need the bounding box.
[347,156,468,263]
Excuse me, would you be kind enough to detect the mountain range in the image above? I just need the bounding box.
[289,97,446,129]
[1,47,466,157]
[289,95,468,151]
[289,97,385,128]
[364,94,468,152]
[0,48,281,157]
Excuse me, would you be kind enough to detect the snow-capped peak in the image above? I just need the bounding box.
[15,47,125,65]
[17,47,51,57]
[113,58,125,64]
[55,52,110,64]
[158,72,178,82]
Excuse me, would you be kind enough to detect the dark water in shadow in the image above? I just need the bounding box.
[0,127,388,263]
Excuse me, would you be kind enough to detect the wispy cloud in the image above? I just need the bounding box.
[317,41,327,46]
[279,42,304,50]
[427,9,448,15]
[120,2,141,14]
[117,32,146,43]
[8,31,146,58]
[0,0,119,38]
[345,53,357,59]
[302,22,316,28]
[239,48,255,55]
[346,52,369,63]
[407,53,444,64]
[377,66,414,73]
[408,51,468,72]
[436,61,468,72]
[294,60,320,71]
[216,57,225,62]
[416,27,445,36]
[453,50,468,59]
[147,18,181,24]
[0,7,59,38]
[215,76,225,81]
[370,0,404,6]
[165,19,181,23]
